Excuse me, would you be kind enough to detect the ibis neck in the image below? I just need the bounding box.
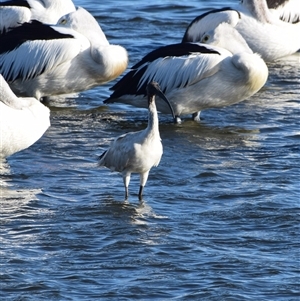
[147,102,159,133]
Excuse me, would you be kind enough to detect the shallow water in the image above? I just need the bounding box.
[1,1,300,300]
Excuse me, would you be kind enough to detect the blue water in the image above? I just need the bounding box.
[1,1,300,300]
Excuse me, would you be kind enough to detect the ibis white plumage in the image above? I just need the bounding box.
[105,23,268,123]
[0,6,128,100]
[182,0,300,62]
[0,0,76,33]
[0,74,50,158]
[99,82,175,200]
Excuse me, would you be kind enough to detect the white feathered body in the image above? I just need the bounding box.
[0,7,128,99]
[111,48,267,117]
[0,76,50,157]
[236,2,300,61]
[106,23,268,119]
[0,6,31,31]
[0,0,75,32]
[27,0,76,24]
[182,0,300,62]
[2,31,128,99]
[99,104,162,177]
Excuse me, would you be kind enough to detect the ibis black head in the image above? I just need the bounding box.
[146,81,162,97]
[146,81,176,121]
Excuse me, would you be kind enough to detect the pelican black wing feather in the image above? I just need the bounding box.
[132,42,220,69]
[0,21,73,54]
[105,42,220,101]
[0,0,31,8]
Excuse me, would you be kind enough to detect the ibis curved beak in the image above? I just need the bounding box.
[147,81,176,122]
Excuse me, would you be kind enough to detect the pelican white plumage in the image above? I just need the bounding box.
[0,74,50,158]
[182,0,300,62]
[105,23,268,123]
[99,82,175,200]
[0,0,76,33]
[0,6,128,100]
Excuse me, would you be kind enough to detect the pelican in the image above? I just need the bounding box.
[182,0,300,61]
[99,82,175,200]
[0,0,76,33]
[0,74,50,158]
[0,6,128,100]
[105,23,268,123]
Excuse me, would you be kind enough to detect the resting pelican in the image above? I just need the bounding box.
[105,23,268,123]
[0,6,128,100]
[0,74,50,158]
[0,0,76,33]
[182,0,300,61]
[99,82,175,200]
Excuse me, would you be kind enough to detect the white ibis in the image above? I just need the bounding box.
[99,81,175,200]
[0,6,128,100]
[0,0,76,33]
[182,0,300,62]
[0,74,50,158]
[105,23,268,123]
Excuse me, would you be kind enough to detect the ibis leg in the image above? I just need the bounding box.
[123,173,131,200]
[138,186,144,200]
[139,171,149,200]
